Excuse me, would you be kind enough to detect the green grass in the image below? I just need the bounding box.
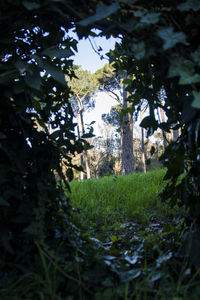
[62,169,200,300]
[66,169,170,228]
[3,169,200,299]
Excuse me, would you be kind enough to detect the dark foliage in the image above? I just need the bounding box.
[1,0,200,298]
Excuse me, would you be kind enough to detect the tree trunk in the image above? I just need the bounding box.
[172,128,179,141]
[141,127,147,173]
[158,107,168,150]
[74,111,85,180]
[121,85,135,174]
[162,130,167,150]
[79,107,91,179]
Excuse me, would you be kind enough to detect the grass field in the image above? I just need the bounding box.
[66,169,171,229]
[3,169,200,299]
[63,169,200,300]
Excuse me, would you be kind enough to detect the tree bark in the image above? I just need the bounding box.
[70,101,84,179]
[79,103,91,179]
[141,127,147,173]
[121,85,135,174]
[172,128,179,141]
[158,107,168,150]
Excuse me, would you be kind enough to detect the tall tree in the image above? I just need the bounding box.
[121,84,135,174]
[96,64,135,174]
[66,65,98,179]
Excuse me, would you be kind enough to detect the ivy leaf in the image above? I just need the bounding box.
[25,66,41,90]
[42,61,66,85]
[66,168,73,181]
[0,69,18,85]
[192,91,200,109]
[191,48,200,66]
[140,116,158,136]
[180,73,200,85]
[0,197,10,207]
[150,146,155,156]
[118,269,141,282]
[177,0,200,11]
[140,116,158,130]
[133,10,146,17]
[159,122,171,132]
[42,47,74,59]
[157,27,189,50]
[140,13,160,25]
[82,132,94,138]
[22,1,40,10]
[50,130,60,140]
[131,42,146,60]
[79,3,120,26]
[168,58,200,84]
[89,120,96,125]
[14,61,29,73]
[1,238,14,255]
[33,55,66,85]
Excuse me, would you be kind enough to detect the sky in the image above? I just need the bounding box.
[70,30,117,73]
[71,32,119,135]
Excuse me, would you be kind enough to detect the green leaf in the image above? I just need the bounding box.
[177,0,200,11]
[22,1,40,10]
[1,239,14,254]
[0,132,6,139]
[131,42,146,60]
[192,91,200,109]
[159,122,171,132]
[168,58,200,84]
[66,168,73,181]
[140,12,160,25]
[14,61,29,73]
[43,61,66,85]
[23,223,39,235]
[133,10,146,17]
[0,197,10,207]
[118,269,141,282]
[79,3,120,26]
[163,224,175,233]
[102,277,114,287]
[89,120,96,125]
[191,48,200,65]
[42,47,74,58]
[0,69,17,85]
[32,54,66,85]
[110,235,119,243]
[157,27,189,50]
[150,146,155,156]
[50,130,60,140]
[25,66,41,90]
[140,116,158,132]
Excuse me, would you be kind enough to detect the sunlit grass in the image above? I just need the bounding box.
[66,169,169,228]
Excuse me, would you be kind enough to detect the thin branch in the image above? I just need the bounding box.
[103,88,121,104]
[88,37,109,61]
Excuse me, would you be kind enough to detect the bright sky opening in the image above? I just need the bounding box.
[71,32,119,136]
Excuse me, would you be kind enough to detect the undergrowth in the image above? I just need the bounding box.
[62,169,200,300]
[2,169,200,299]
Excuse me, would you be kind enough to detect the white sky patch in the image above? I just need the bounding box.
[84,91,117,136]
[70,29,118,73]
